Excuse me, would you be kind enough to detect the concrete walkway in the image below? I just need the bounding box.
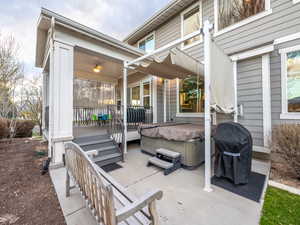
[50,142,270,225]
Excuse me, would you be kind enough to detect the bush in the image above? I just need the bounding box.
[14,120,35,138]
[0,118,10,139]
[0,119,35,139]
[271,124,300,179]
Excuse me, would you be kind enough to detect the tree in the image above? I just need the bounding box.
[0,33,24,139]
[21,77,43,135]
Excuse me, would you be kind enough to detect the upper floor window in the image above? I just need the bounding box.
[215,0,271,35]
[279,45,300,119]
[181,2,202,49]
[178,75,204,114]
[218,0,265,30]
[138,33,155,53]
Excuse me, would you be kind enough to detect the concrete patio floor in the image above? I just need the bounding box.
[50,142,270,225]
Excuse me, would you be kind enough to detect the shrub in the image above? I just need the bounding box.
[14,120,35,138]
[0,118,10,139]
[271,124,300,179]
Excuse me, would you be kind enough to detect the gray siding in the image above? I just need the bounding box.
[130,0,300,138]
[270,39,300,126]
[237,57,264,146]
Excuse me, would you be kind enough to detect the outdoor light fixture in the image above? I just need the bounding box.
[93,64,102,73]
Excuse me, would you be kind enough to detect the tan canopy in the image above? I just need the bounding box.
[131,45,235,114]
[133,48,204,79]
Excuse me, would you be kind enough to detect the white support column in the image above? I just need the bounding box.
[262,54,272,147]
[233,61,238,122]
[203,20,213,192]
[123,61,128,154]
[152,76,158,123]
[163,79,167,123]
[49,41,74,165]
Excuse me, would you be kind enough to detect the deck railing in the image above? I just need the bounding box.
[73,106,112,127]
[108,105,153,130]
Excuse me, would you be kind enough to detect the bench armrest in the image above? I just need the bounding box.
[116,189,163,222]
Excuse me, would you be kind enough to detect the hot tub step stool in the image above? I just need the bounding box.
[147,148,181,175]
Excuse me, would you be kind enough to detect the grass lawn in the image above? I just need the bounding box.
[260,186,300,225]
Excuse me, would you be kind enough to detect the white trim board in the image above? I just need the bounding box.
[262,54,272,147]
[230,44,274,61]
[279,45,300,119]
[274,32,300,45]
[214,0,272,36]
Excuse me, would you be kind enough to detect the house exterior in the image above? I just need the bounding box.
[123,0,300,151]
[36,0,300,166]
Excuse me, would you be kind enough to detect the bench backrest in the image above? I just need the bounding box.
[65,142,117,225]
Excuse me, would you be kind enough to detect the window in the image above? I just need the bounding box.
[131,86,140,105]
[181,2,202,49]
[177,75,204,114]
[138,33,155,53]
[280,45,300,119]
[143,82,151,108]
[129,79,152,107]
[214,0,271,35]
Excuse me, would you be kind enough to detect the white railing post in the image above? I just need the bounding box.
[123,61,128,154]
[203,20,213,192]
[233,61,238,122]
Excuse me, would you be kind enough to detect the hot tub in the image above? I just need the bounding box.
[139,123,213,169]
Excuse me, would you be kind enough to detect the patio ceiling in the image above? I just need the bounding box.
[74,47,124,83]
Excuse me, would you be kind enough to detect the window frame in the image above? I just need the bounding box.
[137,32,156,53]
[180,1,203,50]
[176,78,204,117]
[279,45,300,120]
[214,0,272,37]
[129,77,152,107]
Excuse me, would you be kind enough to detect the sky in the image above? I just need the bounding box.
[0,0,171,79]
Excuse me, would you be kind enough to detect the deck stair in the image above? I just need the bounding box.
[73,134,122,167]
[147,148,181,175]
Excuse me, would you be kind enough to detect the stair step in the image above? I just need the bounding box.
[86,146,118,157]
[156,148,180,159]
[93,152,121,162]
[94,153,122,167]
[148,157,173,169]
[73,134,110,143]
[78,139,112,147]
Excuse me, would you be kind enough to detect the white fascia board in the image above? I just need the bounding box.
[274,32,300,45]
[230,44,274,61]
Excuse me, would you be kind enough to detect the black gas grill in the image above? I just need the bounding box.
[213,122,253,185]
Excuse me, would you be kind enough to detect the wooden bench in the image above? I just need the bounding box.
[64,142,163,225]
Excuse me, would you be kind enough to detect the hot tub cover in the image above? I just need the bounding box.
[139,123,207,141]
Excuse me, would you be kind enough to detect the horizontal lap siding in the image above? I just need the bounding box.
[271,39,300,125]
[215,0,300,55]
[237,57,264,146]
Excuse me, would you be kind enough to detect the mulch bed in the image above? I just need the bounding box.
[0,138,66,225]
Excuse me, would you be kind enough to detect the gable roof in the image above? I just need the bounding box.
[123,0,196,45]
[36,8,145,67]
